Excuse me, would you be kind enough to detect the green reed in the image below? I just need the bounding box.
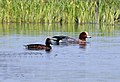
[0,0,120,24]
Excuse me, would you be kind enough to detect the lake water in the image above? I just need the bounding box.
[0,23,120,82]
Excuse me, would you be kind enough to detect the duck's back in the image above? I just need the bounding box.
[25,44,47,50]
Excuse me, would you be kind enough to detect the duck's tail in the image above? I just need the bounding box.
[24,45,28,49]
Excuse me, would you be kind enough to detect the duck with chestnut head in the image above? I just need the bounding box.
[52,31,91,45]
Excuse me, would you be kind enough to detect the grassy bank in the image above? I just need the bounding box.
[0,0,120,24]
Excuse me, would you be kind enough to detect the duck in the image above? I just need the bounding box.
[25,38,52,51]
[52,31,91,45]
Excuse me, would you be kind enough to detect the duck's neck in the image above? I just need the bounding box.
[45,46,52,51]
[80,38,86,41]
[46,44,51,46]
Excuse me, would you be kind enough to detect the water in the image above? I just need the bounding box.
[0,23,120,82]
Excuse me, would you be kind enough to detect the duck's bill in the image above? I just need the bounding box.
[87,36,92,38]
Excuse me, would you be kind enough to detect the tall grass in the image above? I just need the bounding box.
[0,0,119,24]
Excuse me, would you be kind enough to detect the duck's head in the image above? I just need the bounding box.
[79,32,91,41]
[45,38,52,46]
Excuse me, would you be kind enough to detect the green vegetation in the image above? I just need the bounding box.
[0,0,120,24]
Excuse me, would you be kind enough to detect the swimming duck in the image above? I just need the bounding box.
[25,38,52,51]
[52,32,91,45]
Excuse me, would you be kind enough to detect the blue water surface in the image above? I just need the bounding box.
[0,24,120,82]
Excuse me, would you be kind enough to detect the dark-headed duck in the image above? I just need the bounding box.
[25,38,52,51]
[52,32,91,45]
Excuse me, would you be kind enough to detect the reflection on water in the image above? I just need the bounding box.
[0,23,120,36]
[0,23,120,82]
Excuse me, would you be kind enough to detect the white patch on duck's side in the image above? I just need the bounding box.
[59,40,63,42]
